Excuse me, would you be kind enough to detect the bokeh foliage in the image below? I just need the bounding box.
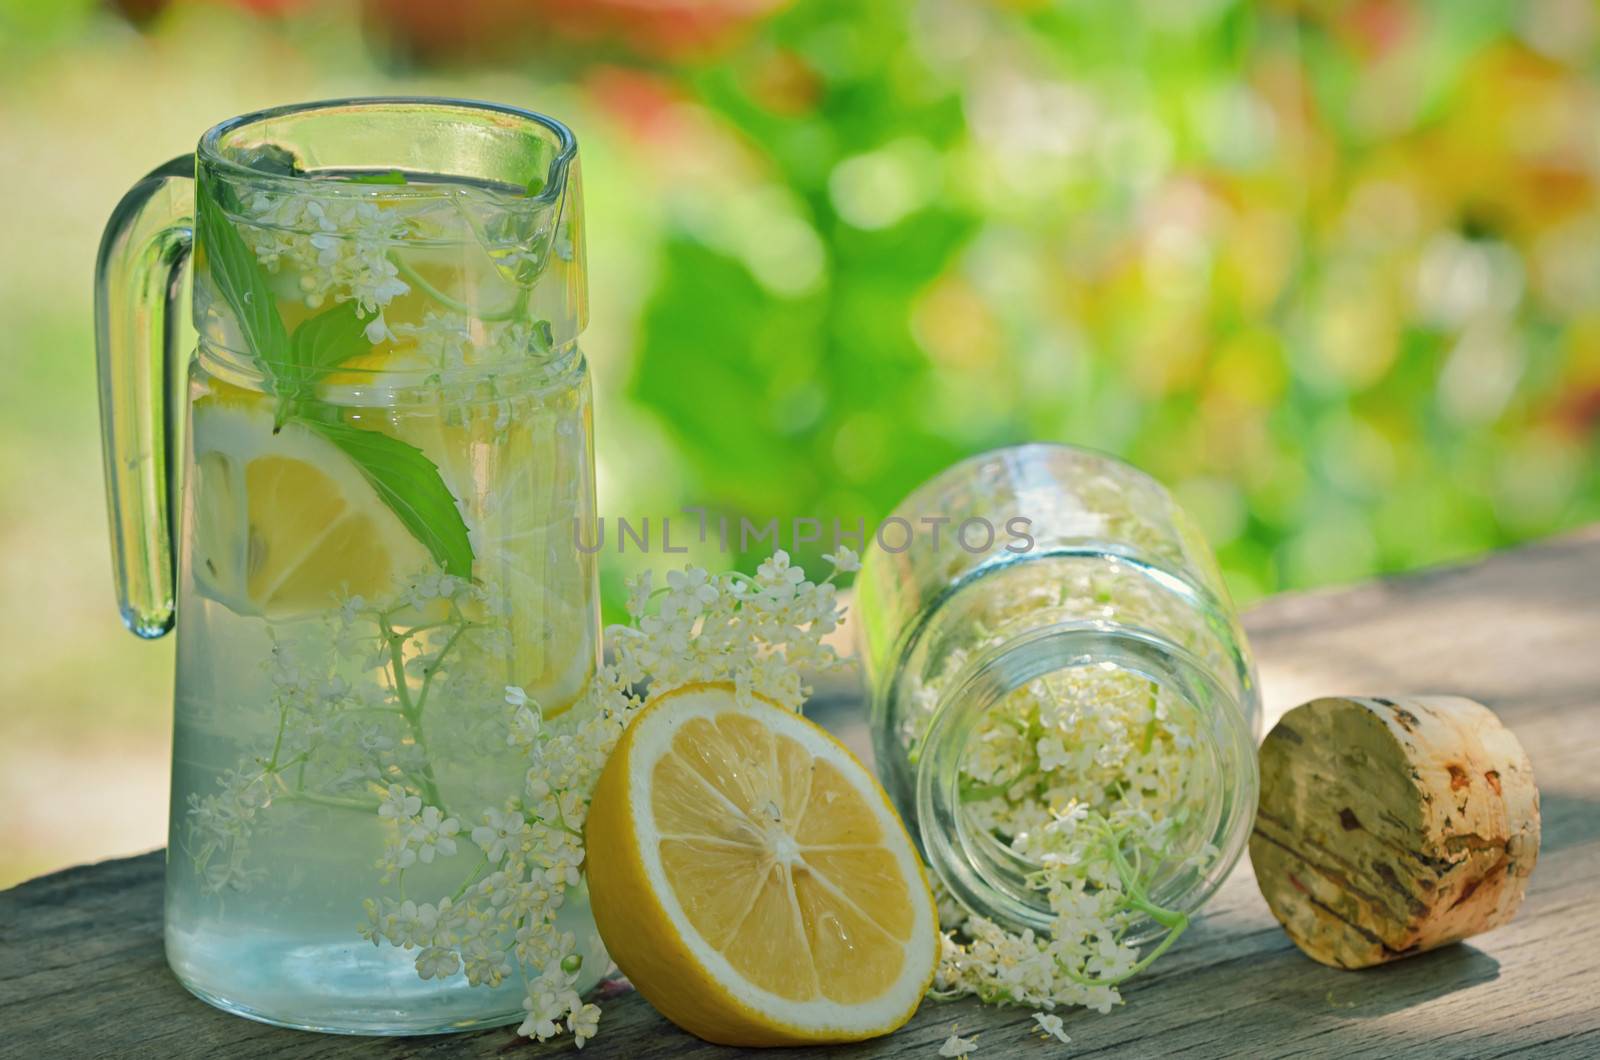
[626,0,1600,601]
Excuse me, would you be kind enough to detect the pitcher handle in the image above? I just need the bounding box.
[94,155,195,639]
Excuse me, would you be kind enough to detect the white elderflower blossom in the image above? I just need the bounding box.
[415,946,461,980]
[379,784,421,821]
[568,1001,601,1048]
[408,806,461,864]
[939,1031,979,1057]
[507,702,543,747]
[823,543,861,572]
[756,549,807,599]
[470,808,527,862]
[664,565,719,619]
[462,936,515,988]
[1032,1011,1071,1043]
[239,191,413,327]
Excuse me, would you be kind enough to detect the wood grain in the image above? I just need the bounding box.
[5,528,1600,1059]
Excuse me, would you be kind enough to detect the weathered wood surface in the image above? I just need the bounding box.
[4,528,1600,1058]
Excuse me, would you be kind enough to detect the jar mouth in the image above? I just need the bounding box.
[198,97,578,208]
[913,623,1260,943]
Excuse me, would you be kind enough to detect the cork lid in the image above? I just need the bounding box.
[1251,695,1539,969]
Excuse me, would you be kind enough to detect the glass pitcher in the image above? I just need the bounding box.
[93,98,606,1034]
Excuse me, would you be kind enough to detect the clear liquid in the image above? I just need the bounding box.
[167,166,604,1033]
[166,596,606,1032]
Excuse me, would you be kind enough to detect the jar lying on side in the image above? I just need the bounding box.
[855,444,1261,943]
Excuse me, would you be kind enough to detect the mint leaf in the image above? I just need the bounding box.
[197,183,474,581]
[342,169,408,185]
[297,418,474,580]
[291,301,374,384]
[274,303,375,423]
[196,186,290,371]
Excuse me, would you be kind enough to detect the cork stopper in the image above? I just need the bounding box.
[1250,695,1539,969]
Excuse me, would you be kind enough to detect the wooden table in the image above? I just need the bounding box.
[5,530,1599,1058]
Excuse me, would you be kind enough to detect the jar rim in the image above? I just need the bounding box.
[198,96,578,207]
[913,622,1261,942]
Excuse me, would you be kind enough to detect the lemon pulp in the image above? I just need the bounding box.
[654,712,917,1001]
[189,394,426,619]
[586,683,938,1046]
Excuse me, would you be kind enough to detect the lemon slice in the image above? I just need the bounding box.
[373,396,598,715]
[189,392,427,619]
[586,682,938,1046]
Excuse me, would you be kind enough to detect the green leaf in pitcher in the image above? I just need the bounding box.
[269,302,383,428]
[297,417,475,581]
[195,182,475,581]
[196,186,291,377]
[339,169,409,185]
[291,301,376,385]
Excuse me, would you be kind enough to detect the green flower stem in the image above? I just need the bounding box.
[379,613,446,811]
[1139,686,1160,754]
[450,853,491,902]
[1125,893,1188,931]
[413,618,474,719]
[273,750,310,773]
[397,619,462,640]
[262,664,296,773]
[960,771,1030,802]
[281,790,383,814]
[551,801,584,839]
[1105,823,1188,979]
[391,255,529,322]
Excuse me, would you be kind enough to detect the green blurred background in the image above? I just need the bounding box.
[3,0,1597,887]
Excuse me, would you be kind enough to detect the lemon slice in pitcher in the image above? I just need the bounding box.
[585,682,938,1046]
[378,399,598,714]
[189,393,427,619]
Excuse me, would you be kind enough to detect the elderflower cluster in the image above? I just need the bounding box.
[184,569,504,897]
[357,549,851,1047]
[358,676,608,1038]
[926,660,1217,1020]
[610,549,850,713]
[238,190,414,341]
[393,310,474,373]
[185,765,274,894]
[375,787,462,878]
[232,181,566,353]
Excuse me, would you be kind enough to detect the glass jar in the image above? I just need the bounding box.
[855,444,1260,940]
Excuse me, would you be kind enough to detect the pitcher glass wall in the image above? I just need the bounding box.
[93,99,605,1033]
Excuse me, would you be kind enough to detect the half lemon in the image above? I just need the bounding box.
[585,682,937,1046]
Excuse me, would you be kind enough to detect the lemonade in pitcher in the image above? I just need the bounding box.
[94,101,606,1033]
